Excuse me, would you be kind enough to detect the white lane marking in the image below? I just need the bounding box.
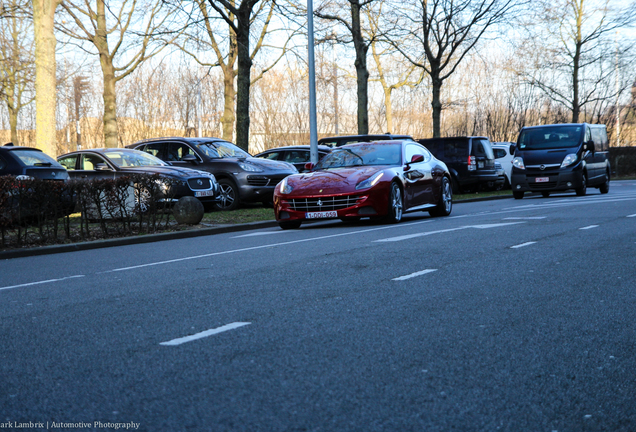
[627,214,636,218]
[392,269,437,281]
[580,225,599,230]
[511,242,536,249]
[0,275,85,292]
[232,231,287,238]
[109,219,435,272]
[503,217,547,220]
[160,322,251,346]
[375,222,524,242]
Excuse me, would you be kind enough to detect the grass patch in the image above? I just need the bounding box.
[201,205,275,224]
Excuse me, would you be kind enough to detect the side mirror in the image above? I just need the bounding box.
[509,144,516,155]
[585,140,595,154]
[304,162,315,171]
[182,154,198,164]
[94,163,111,171]
[404,154,424,171]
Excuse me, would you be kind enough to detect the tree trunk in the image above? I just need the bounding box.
[431,73,443,138]
[33,0,59,156]
[234,8,252,152]
[221,42,237,142]
[8,106,19,145]
[95,0,119,148]
[571,5,583,124]
[351,1,369,135]
[383,87,393,134]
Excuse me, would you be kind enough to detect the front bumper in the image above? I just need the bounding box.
[511,163,584,193]
[236,173,294,203]
[274,186,390,222]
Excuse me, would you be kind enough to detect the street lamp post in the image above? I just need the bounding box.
[307,0,318,164]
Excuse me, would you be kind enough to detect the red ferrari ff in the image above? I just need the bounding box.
[273,140,452,229]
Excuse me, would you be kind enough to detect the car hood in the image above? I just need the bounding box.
[518,149,572,166]
[125,165,209,178]
[243,157,296,173]
[284,166,384,195]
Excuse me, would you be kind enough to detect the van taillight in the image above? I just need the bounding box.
[467,156,476,171]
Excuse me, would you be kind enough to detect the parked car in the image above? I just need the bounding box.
[0,143,69,181]
[492,142,514,187]
[1,143,74,222]
[57,148,219,208]
[127,137,297,211]
[416,136,498,194]
[273,140,452,229]
[254,145,332,172]
[318,134,413,148]
[511,123,610,199]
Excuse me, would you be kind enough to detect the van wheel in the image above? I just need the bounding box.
[599,172,610,194]
[513,191,524,199]
[541,192,550,198]
[575,173,587,196]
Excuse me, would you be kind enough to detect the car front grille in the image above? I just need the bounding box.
[187,177,212,190]
[247,174,289,187]
[288,195,360,212]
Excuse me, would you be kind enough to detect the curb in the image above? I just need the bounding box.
[0,195,512,260]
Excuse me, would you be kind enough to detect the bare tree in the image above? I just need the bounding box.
[394,0,519,137]
[0,0,34,145]
[520,0,636,123]
[57,0,179,147]
[314,0,387,135]
[175,0,292,146]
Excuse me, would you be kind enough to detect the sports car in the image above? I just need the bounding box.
[273,140,452,229]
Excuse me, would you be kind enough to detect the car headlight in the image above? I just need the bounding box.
[356,171,383,190]
[561,153,578,168]
[279,177,293,194]
[239,162,264,172]
[512,157,525,170]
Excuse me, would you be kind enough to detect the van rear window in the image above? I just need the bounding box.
[519,126,583,150]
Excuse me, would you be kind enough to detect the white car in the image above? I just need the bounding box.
[492,142,514,187]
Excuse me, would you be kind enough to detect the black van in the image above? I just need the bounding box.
[417,136,498,193]
[510,123,610,199]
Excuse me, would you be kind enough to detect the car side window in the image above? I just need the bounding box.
[493,148,506,159]
[58,155,78,170]
[80,154,106,171]
[285,151,310,164]
[262,151,280,160]
[142,143,163,158]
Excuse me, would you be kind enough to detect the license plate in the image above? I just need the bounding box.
[195,190,215,197]
[478,161,484,168]
[306,211,337,219]
[535,177,549,183]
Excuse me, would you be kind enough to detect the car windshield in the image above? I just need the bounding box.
[104,150,166,167]
[314,144,401,169]
[196,141,251,159]
[13,149,59,166]
[518,126,583,150]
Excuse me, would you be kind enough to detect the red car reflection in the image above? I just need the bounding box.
[273,140,453,229]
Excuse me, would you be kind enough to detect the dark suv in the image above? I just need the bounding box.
[416,136,498,193]
[128,137,297,210]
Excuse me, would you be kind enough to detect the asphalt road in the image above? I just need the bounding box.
[2,182,636,432]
